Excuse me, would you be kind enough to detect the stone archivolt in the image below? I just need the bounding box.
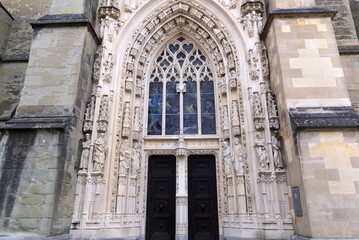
[72,0,293,238]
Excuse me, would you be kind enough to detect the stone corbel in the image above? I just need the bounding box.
[240,1,264,38]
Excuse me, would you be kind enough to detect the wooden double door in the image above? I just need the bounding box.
[146,155,219,240]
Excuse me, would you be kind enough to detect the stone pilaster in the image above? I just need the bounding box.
[0,0,100,237]
[263,1,359,238]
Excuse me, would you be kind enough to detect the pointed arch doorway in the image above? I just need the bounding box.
[145,35,220,239]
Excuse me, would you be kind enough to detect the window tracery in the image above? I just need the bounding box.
[147,37,216,136]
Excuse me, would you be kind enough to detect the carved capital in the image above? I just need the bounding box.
[241,1,264,16]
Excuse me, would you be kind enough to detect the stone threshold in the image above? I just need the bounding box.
[0,234,70,240]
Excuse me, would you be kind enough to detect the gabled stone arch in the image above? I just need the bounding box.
[74,0,293,238]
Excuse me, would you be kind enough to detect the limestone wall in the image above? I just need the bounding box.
[0,0,52,123]
[264,3,358,238]
[266,17,350,110]
[270,0,315,9]
[298,130,359,238]
[17,27,89,118]
[341,54,359,112]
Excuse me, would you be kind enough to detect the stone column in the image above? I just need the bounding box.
[263,0,359,238]
[0,0,100,237]
[176,138,188,238]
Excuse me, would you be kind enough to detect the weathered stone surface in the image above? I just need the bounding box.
[289,107,359,131]
[350,0,359,36]
[0,129,79,237]
[0,63,27,121]
[0,3,13,57]
[1,0,53,58]
[315,0,359,45]
[341,53,359,112]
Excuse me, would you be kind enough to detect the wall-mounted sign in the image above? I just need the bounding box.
[292,187,303,217]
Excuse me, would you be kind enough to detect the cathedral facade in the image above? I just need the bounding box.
[0,0,359,239]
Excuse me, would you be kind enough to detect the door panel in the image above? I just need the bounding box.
[146,155,176,240]
[188,155,219,240]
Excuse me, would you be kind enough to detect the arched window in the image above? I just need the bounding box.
[147,37,216,136]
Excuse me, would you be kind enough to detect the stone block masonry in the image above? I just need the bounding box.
[298,130,359,238]
[0,0,100,237]
[0,63,27,121]
[341,54,359,112]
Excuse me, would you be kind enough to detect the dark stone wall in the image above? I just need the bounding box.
[1,0,53,58]
[316,0,358,45]
[350,0,359,36]
[0,128,78,236]
[0,62,27,121]
[0,130,36,230]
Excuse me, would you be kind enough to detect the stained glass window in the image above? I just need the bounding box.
[148,76,163,135]
[200,67,216,134]
[183,67,198,134]
[147,37,216,136]
[166,76,180,135]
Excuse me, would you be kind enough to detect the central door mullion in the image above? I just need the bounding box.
[176,155,188,238]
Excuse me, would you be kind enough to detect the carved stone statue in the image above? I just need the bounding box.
[255,132,269,171]
[93,133,106,172]
[234,137,244,175]
[223,141,232,177]
[100,18,105,39]
[131,145,140,176]
[272,133,283,170]
[253,92,262,118]
[80,134,91,170]
[123,102,131,129]
[220,76,226,94]
[119,139,130,175]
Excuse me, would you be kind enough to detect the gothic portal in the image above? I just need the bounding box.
[4,0,359,239]
[71,1,292,239]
